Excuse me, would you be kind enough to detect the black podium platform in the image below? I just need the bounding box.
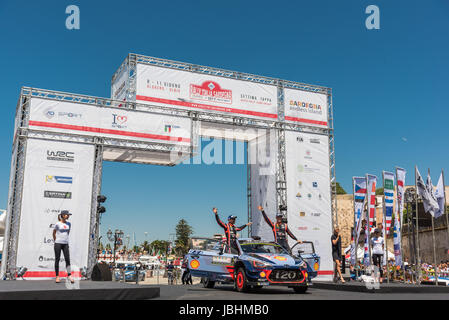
[0,280,160,300]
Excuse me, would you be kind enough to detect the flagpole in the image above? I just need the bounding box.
[352,177,357,267]
[382,171,390,283]
[396,167,405,284]
[415,166,421,284]
[429,168,438,286]
[443,170,449,253]
[366,175,373,267]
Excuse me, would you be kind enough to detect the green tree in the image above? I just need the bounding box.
[150,240,170,254]
[141,240,150,253]
[175,219,193,256]
[336,182,347,195]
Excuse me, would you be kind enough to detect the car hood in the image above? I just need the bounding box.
[247,253,296,266]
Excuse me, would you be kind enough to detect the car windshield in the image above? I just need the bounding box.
[190,238,222,251]
[240,243,287,254]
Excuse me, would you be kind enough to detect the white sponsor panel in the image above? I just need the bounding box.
[285,131,333,280]
[249,132,278,241]
[28,97,191,146]
[16,139,95,279]
[111,63,129,102]
[135,64,278,120]
[284,89,328,127]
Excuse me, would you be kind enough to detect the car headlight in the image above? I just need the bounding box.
[250,259,271,269]
[296,259,306,268]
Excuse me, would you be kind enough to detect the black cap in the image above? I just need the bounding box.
[60,210,72,216]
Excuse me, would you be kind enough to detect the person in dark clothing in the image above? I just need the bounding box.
[258,206,302,252]
[212,207,252,254]
[181,258,193,285]
[331,227,345,283]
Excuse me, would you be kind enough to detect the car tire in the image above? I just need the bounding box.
[235,268,249,293]
[202,278,215,288]
[293,286,308,294]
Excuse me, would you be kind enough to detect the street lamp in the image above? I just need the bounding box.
[107,229,124,264]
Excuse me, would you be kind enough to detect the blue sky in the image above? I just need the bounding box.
[0,1,448,244]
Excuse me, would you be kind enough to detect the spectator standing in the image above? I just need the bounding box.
[331,227,345,283]
[371,229,384,282]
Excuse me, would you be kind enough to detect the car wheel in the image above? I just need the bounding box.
[235,268,249,293]
[293,286,308,294]
[202,278,215,288]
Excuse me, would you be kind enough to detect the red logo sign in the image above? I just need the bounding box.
[190,81,232,104]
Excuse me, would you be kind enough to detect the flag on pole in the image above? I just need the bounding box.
[363,220,370,266]
[396,168,406,228]
[366,174,377,232]
[394,167,406,267]
[351,177,367,265]
[416,167,439,216]
[383,171,395,235]
[435,171,446,218]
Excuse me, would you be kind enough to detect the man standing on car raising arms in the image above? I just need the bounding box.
[212,207,252,254]
[257,206,302,252]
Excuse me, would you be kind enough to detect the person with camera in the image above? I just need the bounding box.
[212,207,252,254]
[257,206,302,252]
[331,227,345,283]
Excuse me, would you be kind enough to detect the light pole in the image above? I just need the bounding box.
[107,229,124,264]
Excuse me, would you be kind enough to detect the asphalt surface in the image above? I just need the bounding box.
[156,283,449,300]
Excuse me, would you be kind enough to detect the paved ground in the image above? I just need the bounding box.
[154,283,449,300]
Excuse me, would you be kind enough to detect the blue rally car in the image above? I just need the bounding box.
[186,237,320,293]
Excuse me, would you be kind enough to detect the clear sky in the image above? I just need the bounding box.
[0,1,448,245]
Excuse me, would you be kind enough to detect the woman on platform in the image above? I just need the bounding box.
[53,210,74,283]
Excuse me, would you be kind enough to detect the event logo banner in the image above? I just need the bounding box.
[28,97,192,147]
[284,89,328,127]
[351,177,367,265]
[366,174,377,232]
[383,171,395,235]
[16,139,95,279]
[135,64,278,120]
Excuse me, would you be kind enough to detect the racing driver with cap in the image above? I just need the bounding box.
[212,207,252,254]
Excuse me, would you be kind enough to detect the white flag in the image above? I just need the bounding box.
[435,172,446,218]
[416,167,439,217]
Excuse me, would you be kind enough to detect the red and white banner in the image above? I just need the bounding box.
[28,97,191,146]
[16,139,95,279]
[284,89,328,127]
[366,174,377,232]
[285,131,333,279]
[394,167,406,266]
[135,64,278,119]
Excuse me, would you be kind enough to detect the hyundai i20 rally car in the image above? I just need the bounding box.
[186,237,320,293]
